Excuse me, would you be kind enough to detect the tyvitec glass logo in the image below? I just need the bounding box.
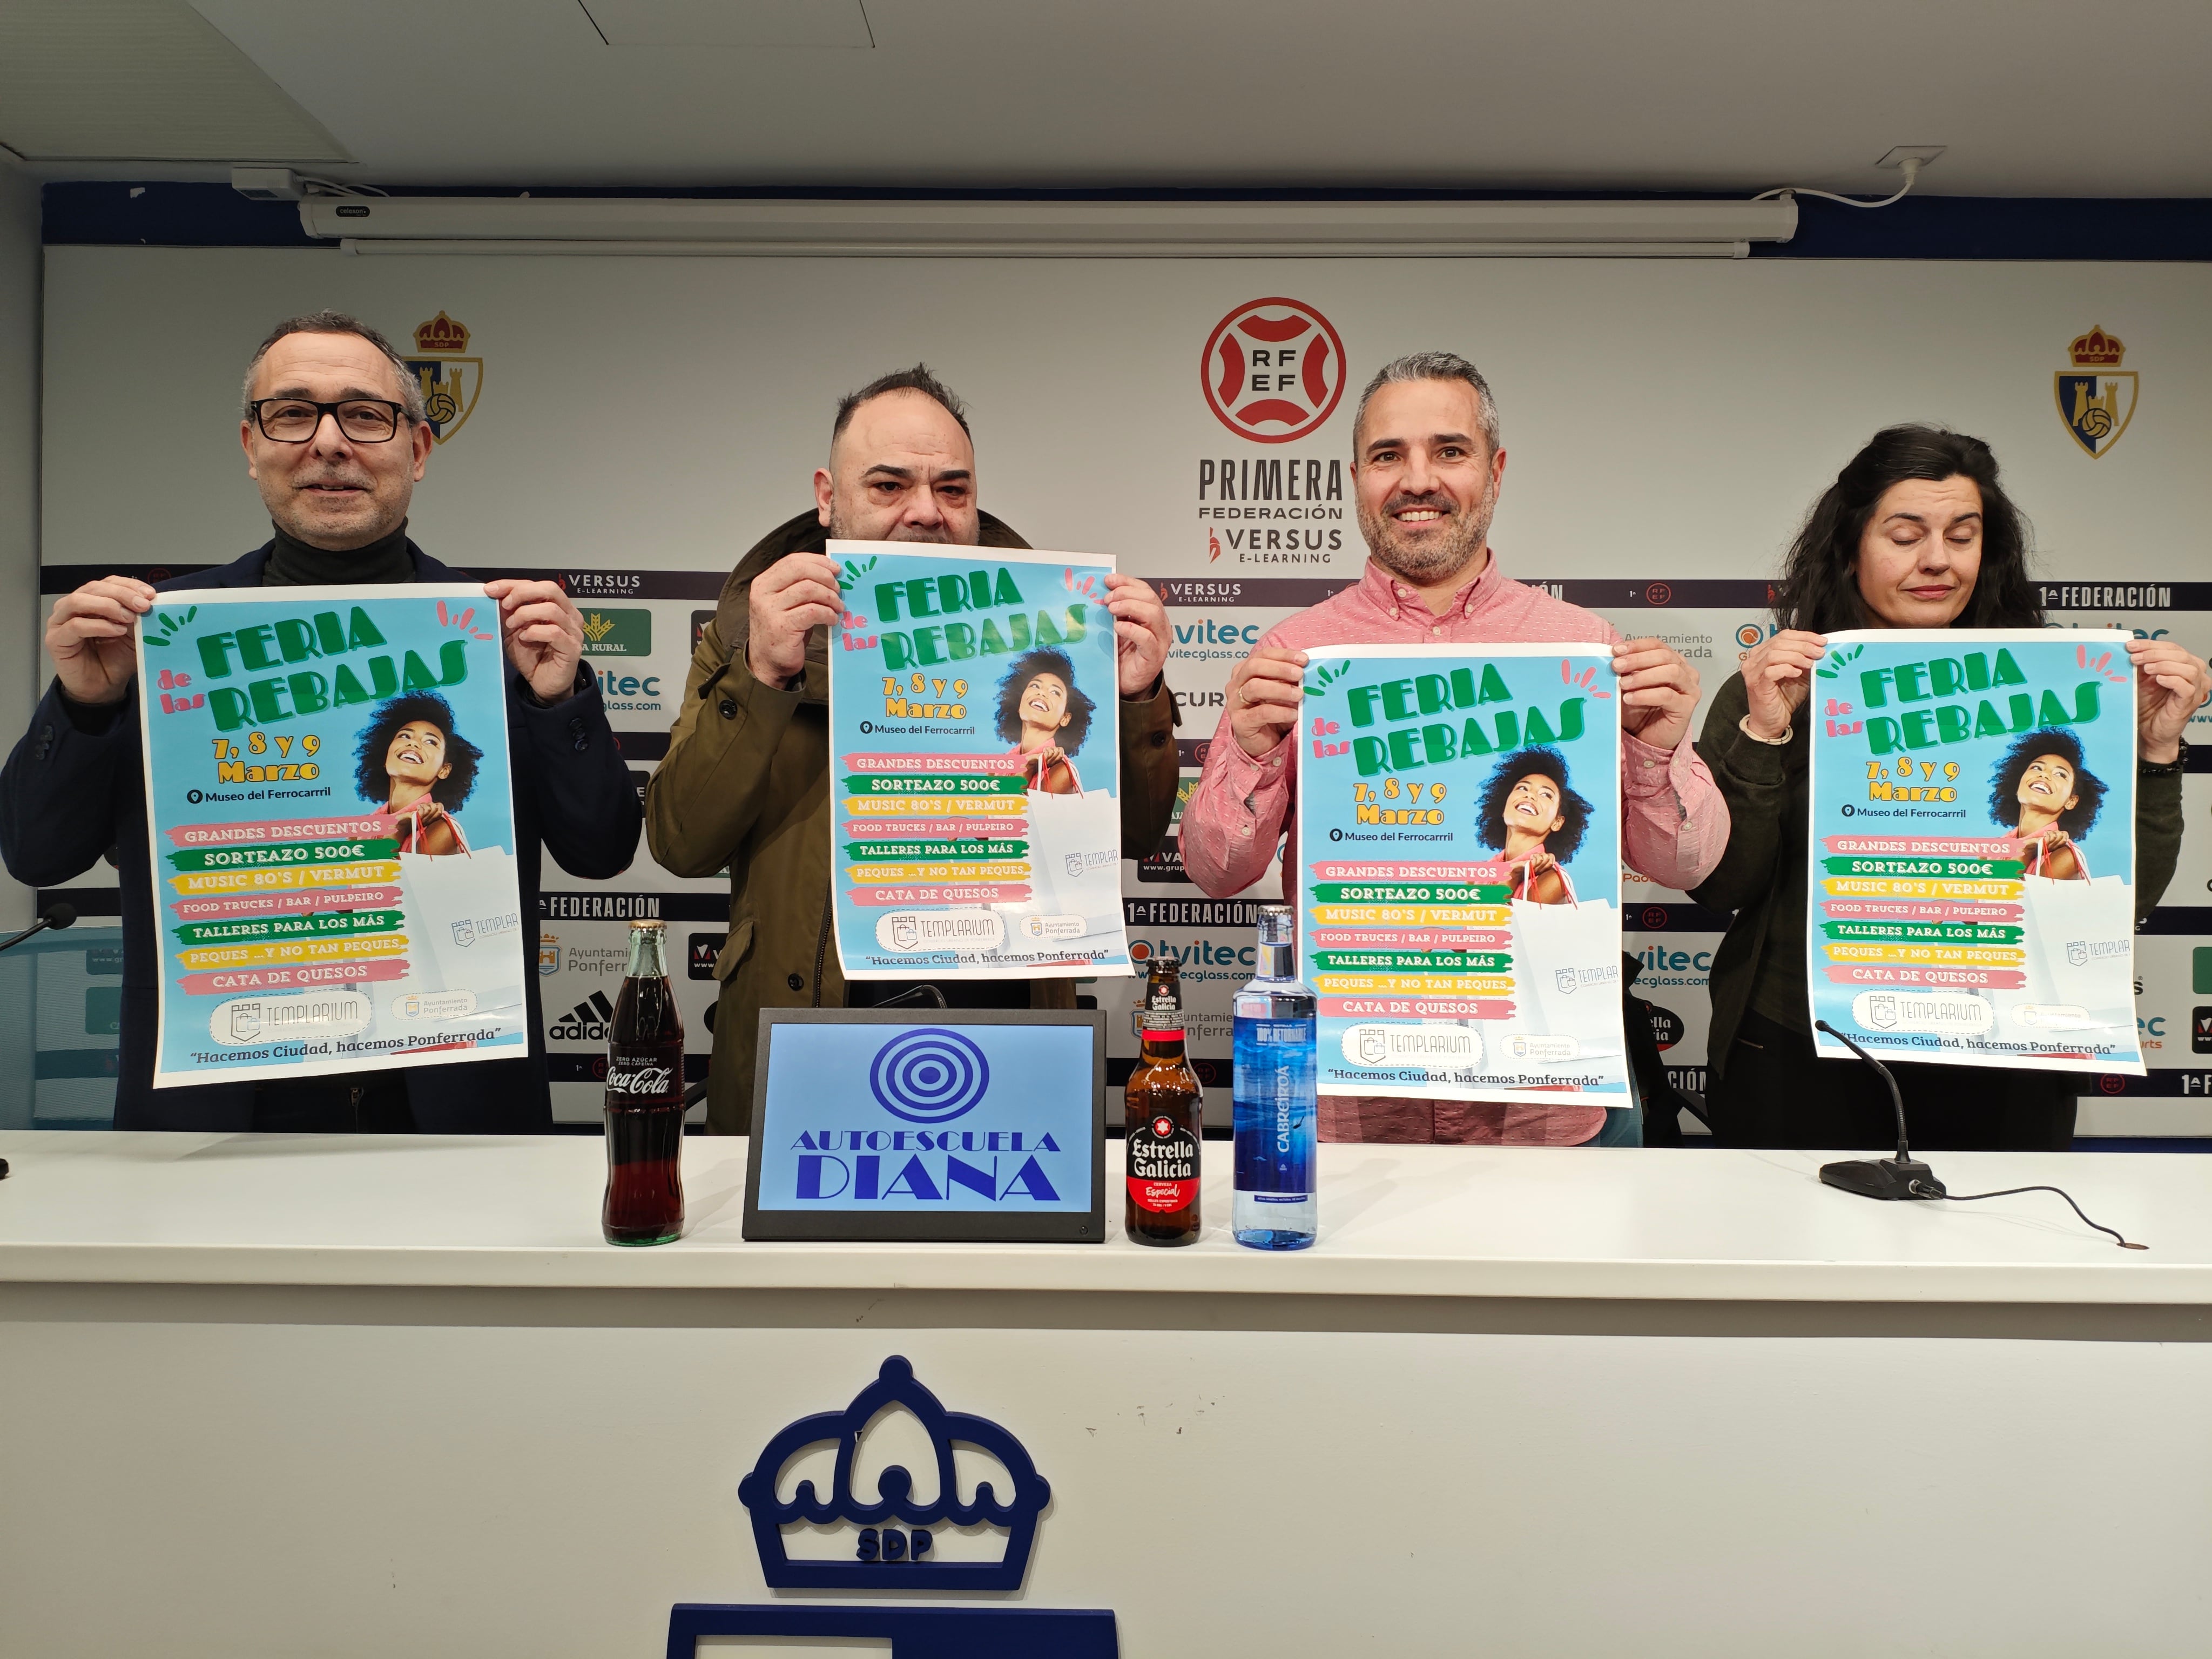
[1200,297,1347,443]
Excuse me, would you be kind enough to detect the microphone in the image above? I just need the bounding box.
[0,902,77,956]
[1812,1020,1946,1202]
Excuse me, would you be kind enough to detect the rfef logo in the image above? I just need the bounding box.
[1201,297,1347,443]
[2194,1007,2212,1055]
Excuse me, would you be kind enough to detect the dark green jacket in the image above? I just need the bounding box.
[1691,671,2186,1085]
[644,509,1181,1134]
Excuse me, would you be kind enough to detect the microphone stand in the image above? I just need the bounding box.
[0,903,76,956]
[0,905,78,1183]
[1813,1020,1945,1201]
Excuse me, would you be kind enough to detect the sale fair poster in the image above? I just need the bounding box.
[1805,629,2143,1074]
[827,540,1134,980]
[134,585,529,1087]
[1294,643,1631,1104]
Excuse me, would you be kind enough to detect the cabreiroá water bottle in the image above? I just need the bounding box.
[1232,903,1317,1249]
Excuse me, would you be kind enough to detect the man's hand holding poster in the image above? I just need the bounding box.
[827,540,1133,980]
[136,585,528,1087]
[1805,628,2144,1074]
[1296,643,1632,1104]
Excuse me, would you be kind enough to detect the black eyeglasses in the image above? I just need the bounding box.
[251,398,409,443]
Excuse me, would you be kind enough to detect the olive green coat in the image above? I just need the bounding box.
[1691,671,2186,1085]
[645,509,1181,1133]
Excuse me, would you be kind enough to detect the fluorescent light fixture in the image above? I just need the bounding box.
[305,197,1797,259]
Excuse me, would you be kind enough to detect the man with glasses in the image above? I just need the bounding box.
[1,311,642,1132]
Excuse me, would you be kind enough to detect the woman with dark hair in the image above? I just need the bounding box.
[1988,727,2103,880]
[995,648,1096,795]
[1692,424,2204,1150]
[354,691,485,858]
[1475,747,1591,905]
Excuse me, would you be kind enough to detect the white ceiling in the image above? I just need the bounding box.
[0,0,345,164]
[16,0,2212,194]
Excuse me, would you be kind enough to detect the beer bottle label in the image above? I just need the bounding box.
[1126,1114,1199,1212]
[605,1046,683,1106]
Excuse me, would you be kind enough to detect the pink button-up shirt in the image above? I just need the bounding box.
[1179,554,1728,1147]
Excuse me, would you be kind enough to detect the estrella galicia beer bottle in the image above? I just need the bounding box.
[602,919,685,1246]
[1125,957,1203,1246]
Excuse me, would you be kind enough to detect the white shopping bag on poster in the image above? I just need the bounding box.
[1022,786,1123,935]
[2018,873,2134,1015]
[1510,896,1627,1057]
[400,847,528,1007]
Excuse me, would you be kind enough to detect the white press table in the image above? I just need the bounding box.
[3,1132,2210,1658]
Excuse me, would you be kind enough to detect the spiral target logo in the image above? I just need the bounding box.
[868,1028,992,1124]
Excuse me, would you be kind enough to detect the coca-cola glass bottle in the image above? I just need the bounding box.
[602,919,686,1246]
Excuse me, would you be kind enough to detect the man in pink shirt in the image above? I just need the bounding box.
[1181,352,1728,1147]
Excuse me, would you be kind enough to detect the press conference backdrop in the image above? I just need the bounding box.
[18,248,2212,1131]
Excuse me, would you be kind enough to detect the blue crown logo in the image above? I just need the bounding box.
[737,1355,1051,1591]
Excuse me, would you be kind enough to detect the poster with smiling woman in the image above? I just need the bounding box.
[1805,628,2143,1074]
[826,539,1133,980]
[134,585,528,1087]
[1295,643,1632,1105]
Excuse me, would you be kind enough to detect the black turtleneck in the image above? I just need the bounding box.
[265,521,415,588]
[257,516,423,1128]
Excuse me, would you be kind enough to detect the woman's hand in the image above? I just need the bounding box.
[2026,825,2081,880]
[2127,637,2211,766]
[1522,853,1567,904]
[1739,629,1827,741]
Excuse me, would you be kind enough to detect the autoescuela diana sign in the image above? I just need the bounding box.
[134,586,529,1087]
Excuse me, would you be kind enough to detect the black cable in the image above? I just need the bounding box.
[872,984,948,1010]
[1908,1181,2146,1250]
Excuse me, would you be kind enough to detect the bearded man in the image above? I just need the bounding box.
[645,365,1180,1135]
[1178,351,1728,1148]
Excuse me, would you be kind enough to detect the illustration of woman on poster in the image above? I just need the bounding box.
[355,691,484,857]
[995,648,1096,795]
[1477,747,1592,905]
[1987,726,2105,881]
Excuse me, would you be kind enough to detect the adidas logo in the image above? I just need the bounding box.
[551,989,615,1043]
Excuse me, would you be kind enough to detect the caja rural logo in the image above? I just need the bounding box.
[1200,297,1347,443]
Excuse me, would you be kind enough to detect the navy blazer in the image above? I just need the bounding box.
[0,543,643,1131]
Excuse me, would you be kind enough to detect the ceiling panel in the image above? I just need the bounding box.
[95,0,2212,195]
[0,0,347,163]
[580,0,872,48]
